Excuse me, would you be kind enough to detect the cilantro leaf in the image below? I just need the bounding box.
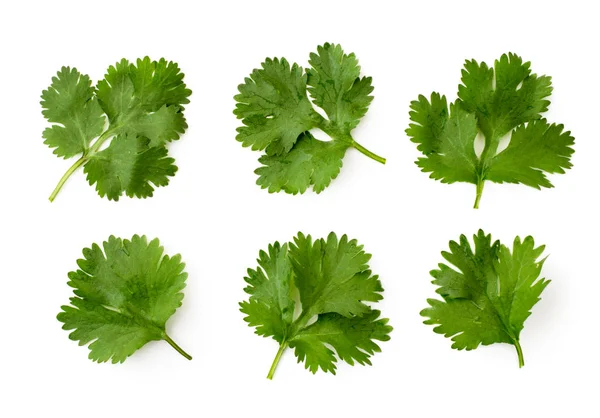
[234,43,385,194]
[486,120,574,188]
[233,57,318,155]
[255,132,348,194]
[41,67,105,158]
[410,96,479,184]
[240,233,392,378]
[307,44,373,131]
[41,58,191,201]
[57,235,191,363]
[291,310,391,374]
[83,135,176,200]
[421,230,550,367]
[407,53,574,208]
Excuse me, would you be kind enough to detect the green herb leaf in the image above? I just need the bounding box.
[255,132,348,194]
[291,310,391,374]
[41,67,105,159]
[41,58,191,201]
[421,230,550,367]
[234,43,385,194]
[57,235,191,363]
[83,134,176,200]
[407,53,574,208]
[240,233,391,378]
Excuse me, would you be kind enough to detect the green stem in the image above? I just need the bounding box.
[48,156,87,202]
[48,128,118,202]
[267,341,288,380]
[473,179,485,209]
[472,130,503,209]
[315,115,386,165]
[290,309,315,336]
[479,131,500,165]
[514,339,525,368]
[352,140,386,164]
[88,128,117,154]
[164,333,192,360]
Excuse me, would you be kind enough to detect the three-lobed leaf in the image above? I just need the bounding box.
[255,132,348,194]
[240,232,391,378]
[289,232,383,318]
[290,310,390,374]
[234,57,318,156]
[421,230,549,367]
[57,235,192,363]
[307,43,373,131]
[84,134,177,201]
[234,43,385,195]
[41,67,105,158]
[407,53,574,208]
[41,57,191,201]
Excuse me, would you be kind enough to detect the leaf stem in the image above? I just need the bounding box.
[48,156,87,202]
[473,179,485,209]
[267,341,288,380]
[88,127,118,154]
[164,333,192,360]
[48,128,118,202]
[315,115,386,164]
[352,140,386,164]
[513,339,525,368]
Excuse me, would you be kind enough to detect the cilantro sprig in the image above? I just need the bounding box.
[41,58,191,201]
[421,230,550,367]
[240,232,392,379]
[234,43,385,194]
[57,235,191,363]
[407,53,574,208]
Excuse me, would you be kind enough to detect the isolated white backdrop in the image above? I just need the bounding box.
[0,0,597,416]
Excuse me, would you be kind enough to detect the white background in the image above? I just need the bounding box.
[1,0,598,416]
